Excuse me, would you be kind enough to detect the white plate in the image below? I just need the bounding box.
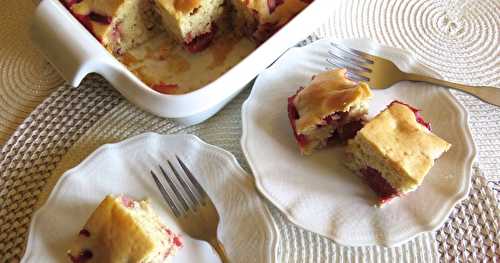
[23,133,277,262]
[241,38,476,247]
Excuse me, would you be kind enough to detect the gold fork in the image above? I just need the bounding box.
[326,42,500,106]
[151,156,229,263]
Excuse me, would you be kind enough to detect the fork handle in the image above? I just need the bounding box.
[210,239,230,263]
[405,73,500,107]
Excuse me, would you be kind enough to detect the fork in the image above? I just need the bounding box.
[326,42,500,106]
[151,156,229,263]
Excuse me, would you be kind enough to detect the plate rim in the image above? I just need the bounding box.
[22,132,279,262]
[240,38,477,247]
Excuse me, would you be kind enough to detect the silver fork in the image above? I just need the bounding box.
[326,42,500,106]
[151,156,229,263]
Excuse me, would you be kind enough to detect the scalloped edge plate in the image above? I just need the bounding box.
[241,38,476,247]
[23,133,278,262]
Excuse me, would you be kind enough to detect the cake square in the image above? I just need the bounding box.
[288,68,373,155]
[63,0,159,55]
[231,0,311,43]
[67,195,181,263]
[346,101,452,205]
[153,0,225,52]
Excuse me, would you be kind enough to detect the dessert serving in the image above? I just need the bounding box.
[62,0,161,55]
[287,68,373,155]
[67,195,182,262]
[346,101,452,205]
[61,0,313,94]
[231,0,310,43]
[153,0,225,52]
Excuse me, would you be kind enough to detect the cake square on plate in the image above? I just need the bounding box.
[346,101,452,205]
[288,68,373,155]
[67,195,181,262]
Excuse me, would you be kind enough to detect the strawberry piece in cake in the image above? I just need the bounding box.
[231,0,311,43]
[67,195,182,262]
[63,0,159,55]
[153,0,225,52]
[288,68,373,155]
[345,101,451,205]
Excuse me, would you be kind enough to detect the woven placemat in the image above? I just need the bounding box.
[1,0,499,262]
[0,74,498,262]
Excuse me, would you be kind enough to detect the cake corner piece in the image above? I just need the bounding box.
[67,194,182,262]
[153,0,226,52]
[287,68,373,155]
[345,100,451,205]
[63,0,160,55]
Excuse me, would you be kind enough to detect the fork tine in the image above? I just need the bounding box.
[330,42,375,63]
[328,48,373,69]
[159,164,190,213]
[151,171,181,217]
[345,71,370,83]
[326,56,371,81]
[175,156,209,204]
[327,50,373,73]
[167,160,200,207]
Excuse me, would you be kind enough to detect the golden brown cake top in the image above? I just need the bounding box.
[66,0,125,40]
[69,0,124,16]
[67,195,156,262]
[293,68,372,133]
[358,102,451,184]
[156,0,202,14]
[242,0,309,24]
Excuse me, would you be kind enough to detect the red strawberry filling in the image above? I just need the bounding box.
[173,236,182,247]
[78,229,90,237]
[287,89,308,147]
[267,0,285,13]
[88,12,112,24]
[121,196,135,208]
[185,24,218,53]
[288,88,365,150]
[331,119,364,141]
[253,22,280,44]
[69,249,93,263]
[152,83,179,94]
[62,1,113,43]
[360,167,400,204]
[390,101,431,131]
[63,0,83,8]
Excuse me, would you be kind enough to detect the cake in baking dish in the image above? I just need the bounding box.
[288,68,373,155]
[153,0,226,53]
[345,101,451,205]
[63,0,159,55]
[67,195,182,263]
[231,0,311,43]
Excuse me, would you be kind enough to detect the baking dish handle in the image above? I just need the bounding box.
[31,0,111,87]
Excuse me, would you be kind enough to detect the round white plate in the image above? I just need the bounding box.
[23,133,277,262]
[241,38,476,247]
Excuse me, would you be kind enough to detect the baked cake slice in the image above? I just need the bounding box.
[288,68,372,155]
[67,195,182,263]
[346,101,451,205]
[63,0,159,55]
[231,0,311,43]
[153,0,225,52]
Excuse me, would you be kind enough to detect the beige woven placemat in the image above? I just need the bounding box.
[1,0,499,262]
[0,74,498,262]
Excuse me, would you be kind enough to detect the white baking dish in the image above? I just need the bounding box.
[31,0,334,125]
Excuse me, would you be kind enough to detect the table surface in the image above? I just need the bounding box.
[1,0,499,262]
